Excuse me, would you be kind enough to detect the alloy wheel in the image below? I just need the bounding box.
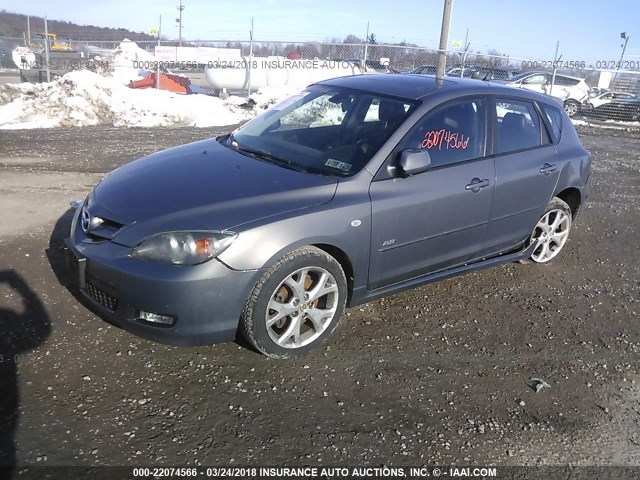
[530,208,571,263]
[564,101,579,117]
[265,267,339,348]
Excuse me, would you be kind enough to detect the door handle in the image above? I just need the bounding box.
[465,178,490,193]
[539,163,557,175]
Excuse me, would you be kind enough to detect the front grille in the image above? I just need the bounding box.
[85,280,119,312]
[85,218,125,241]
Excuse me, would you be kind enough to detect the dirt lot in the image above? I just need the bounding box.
[0,124,639,471]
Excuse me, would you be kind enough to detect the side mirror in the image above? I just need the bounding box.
[397,149,432,177]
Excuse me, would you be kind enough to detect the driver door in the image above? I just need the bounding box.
[368,97,495,290]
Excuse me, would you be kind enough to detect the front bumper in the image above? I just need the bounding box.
[64,215,261,346]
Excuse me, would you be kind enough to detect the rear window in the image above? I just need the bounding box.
[540,103,563,143]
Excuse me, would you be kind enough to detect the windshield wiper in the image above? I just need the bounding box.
[235,145,308,173]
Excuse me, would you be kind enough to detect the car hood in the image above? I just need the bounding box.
[88,138,338,247]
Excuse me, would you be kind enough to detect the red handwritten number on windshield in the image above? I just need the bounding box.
[421,129,469,150]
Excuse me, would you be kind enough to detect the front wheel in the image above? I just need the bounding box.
[240,247,347,358]
[564,100,580,118]
[522,197,572,264]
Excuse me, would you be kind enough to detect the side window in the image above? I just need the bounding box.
[364,98,381,122]
[554,76,580,87]
[495,99,542,153]
[540,103,563,143]
[398,98,486,168]
[522,74,547,85]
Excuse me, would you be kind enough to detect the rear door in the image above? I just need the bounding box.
[368,97,495,289]
[483,97,560,255]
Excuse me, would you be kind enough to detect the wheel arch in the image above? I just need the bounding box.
[311,243,355,304]
[555,187,582,218]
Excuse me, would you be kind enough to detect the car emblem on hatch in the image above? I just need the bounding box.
[81,207,104,233]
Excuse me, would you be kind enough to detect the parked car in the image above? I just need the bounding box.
[64,75,591,357]
[410,64,437,75]
[591,96,640,121]
[472,67,521,80]
[582,90,639,121]
[495,71,590,117]
[585,90,636,109]
[446,65,520,80]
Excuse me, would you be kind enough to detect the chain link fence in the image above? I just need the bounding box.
[2,35,640,122]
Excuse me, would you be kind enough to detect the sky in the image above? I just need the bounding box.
[2,0,639,64]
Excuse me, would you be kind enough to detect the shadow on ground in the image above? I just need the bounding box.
[0,270,51,478]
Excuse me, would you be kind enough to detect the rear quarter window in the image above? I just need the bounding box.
[540,103,563,143]
[555,76,580,86]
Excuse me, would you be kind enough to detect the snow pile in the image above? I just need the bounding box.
[0,70,265,129]
[112,38,157,65]
[109,38,158,84]
[247,85,306,112]
[572,118,640,130]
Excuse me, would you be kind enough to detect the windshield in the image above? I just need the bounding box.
[226,85,418,176]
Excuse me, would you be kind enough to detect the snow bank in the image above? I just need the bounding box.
[0,70,269,129]
[572,118,640,130]
[110,38,158,84]
[246,85,305,111]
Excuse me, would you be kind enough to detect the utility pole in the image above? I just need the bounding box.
[27,15,31,44]
[157,15,162,89]
[460,28,469,78]
[363,21,370,71]
[177,0,185,47]
[248,18,254,95]
[549,41,560,97]
[44,16,50,82]
[436,0,453,81]
[615,32,629,84]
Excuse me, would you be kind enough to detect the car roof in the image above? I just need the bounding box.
[315,73,564,105]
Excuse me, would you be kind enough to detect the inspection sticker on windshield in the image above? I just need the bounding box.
[325,159,352,172]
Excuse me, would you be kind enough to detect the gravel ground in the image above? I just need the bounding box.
[0,124,639,471]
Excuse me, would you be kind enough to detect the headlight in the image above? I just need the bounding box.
[131,231,237,265]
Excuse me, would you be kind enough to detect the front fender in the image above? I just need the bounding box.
[217,199,371,292]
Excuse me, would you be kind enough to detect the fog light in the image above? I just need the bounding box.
[136,310,176,327]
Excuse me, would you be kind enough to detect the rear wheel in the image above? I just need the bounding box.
[521,197,572,264]
[240,247,347,358]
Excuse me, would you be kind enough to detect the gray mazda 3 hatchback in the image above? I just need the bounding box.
[65,74,591,357]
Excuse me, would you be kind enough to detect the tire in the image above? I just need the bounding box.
[520,197,572,264]
[564,100,580,118]
[240,246,348,358]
